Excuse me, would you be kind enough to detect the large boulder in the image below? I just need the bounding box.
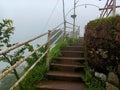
[108,72,119,85]
[106,82,119,90]
[118,64,120,76]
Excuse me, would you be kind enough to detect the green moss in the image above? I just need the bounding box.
[84,60,106,90]
[88,15,120,32]
[50,40,69,61]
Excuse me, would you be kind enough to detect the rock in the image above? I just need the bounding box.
[95,72,107,80]
[108,72,119,85]
[116,23,120,31]
[118,64,120,76]
[106,82,119,90]
[90,68,95,75]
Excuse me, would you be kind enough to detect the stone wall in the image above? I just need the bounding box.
[84,15,120,89]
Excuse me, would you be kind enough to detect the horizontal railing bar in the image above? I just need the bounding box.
[53,22,64,30]
[52,32,64,46]
[0,32,48,55]
[10,50,48,90]
[66,21,79,27]
[50,30,62,40]
[66,26,73,29]
[0,42,48,79]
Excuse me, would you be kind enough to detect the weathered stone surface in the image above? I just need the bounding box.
[118,64,120,76]
[108,72,119,85]
[95,72,106,80]
[106,82,119,90]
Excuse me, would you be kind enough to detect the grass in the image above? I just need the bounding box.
[50,40,68,61]
[84,48,106,90]
[84,61,106,90]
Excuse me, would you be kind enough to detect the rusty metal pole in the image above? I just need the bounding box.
[62,0,66,40]
[73,0,76,38]
[46,30,51,71]
[64,20,66,40]
[113,0,116,16]
[78,26,80,38]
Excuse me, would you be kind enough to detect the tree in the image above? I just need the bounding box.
[0,19,25,89]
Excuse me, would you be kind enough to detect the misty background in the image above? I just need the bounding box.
[0,0,119,43]
[0,0,120,89]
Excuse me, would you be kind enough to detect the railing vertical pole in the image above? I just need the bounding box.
[78,26,80,38]
[64,20,66,40]
[46,30,51,71]
[113,0,116,16]
[75,27,77,38]
[62,0,66,40]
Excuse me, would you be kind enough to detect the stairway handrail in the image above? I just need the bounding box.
[0,21,80,89]
[53,22,64,30]
[0,28,64,89]
[0,32,48,55]
[0,42,48,80]
[10,50,48,90]
[50,29,62,41]
[66,21,79,28]
[52,32,64,46]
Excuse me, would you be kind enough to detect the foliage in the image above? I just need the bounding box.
[65,36,79,44]
[20,61,46,90]
[84,61,106,90]
[84,49,106,90]
[106,65,117,73]
[50,40,68,61]
[0,19,14,49]
[19,40,68,90]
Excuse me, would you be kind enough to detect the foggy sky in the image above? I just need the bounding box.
[0,0,120,43]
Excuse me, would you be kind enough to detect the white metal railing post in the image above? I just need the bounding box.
[113,0,116,16]
[64,20,66,40]
[78,26,80,38]
[46,30,51,71]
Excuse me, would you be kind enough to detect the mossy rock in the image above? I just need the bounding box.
[84,15,120,73]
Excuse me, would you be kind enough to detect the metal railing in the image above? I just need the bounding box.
[66,21,80,38]
[0,21,80,90]
[99,0,120,18]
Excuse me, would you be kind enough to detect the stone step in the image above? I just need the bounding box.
[70,42,84,46]
[61,46,84,51]
[61,51,84,57]
[36,80,85,90]
[53,57,85,65]
[54,57,85,61]
[50,63,84,72]
[36,40,85,90]
[47,71,84,81]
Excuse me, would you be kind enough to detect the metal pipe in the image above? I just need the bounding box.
[46,30,51,71]
[0,32,48,55]
[66,4,100,17]
[62,0,66,39]
[0,42,48,79]
[113,0,116,16]
[73,0,76,38]
[10,50,48,90]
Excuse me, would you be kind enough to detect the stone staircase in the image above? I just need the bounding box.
[36,40,85,90]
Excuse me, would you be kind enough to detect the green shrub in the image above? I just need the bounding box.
[18,40,69,90]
